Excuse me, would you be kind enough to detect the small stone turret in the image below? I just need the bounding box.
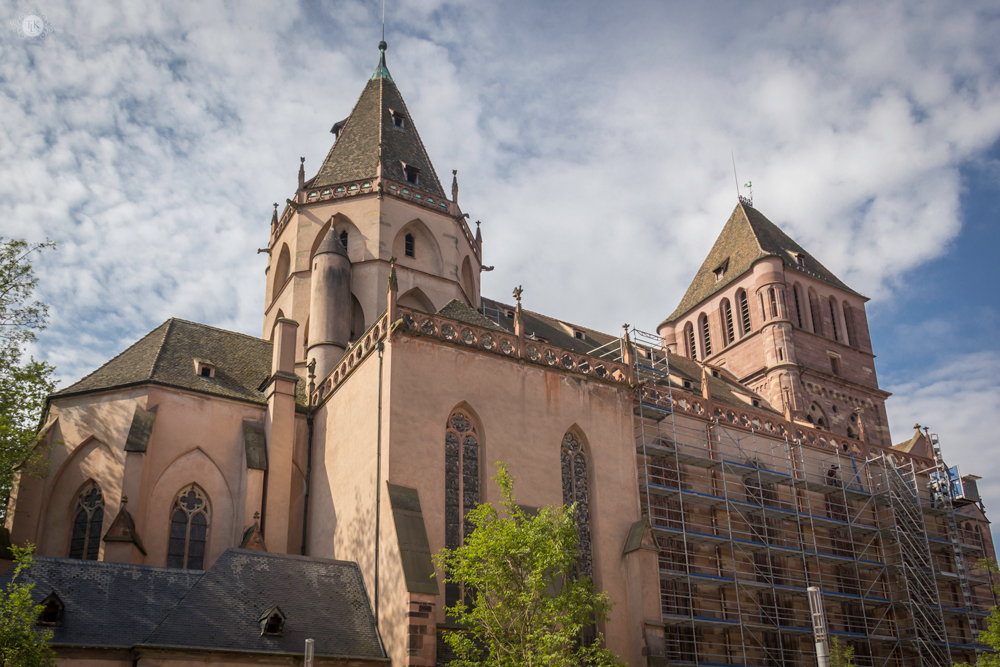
[307,227,352,381]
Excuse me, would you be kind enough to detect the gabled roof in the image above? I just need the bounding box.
[309,43,445,199]
[0,549,387,661]
[54,319,276,405]
[663,203,862,324]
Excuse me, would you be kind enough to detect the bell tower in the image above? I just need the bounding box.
[658,203,892,447]
[261,41,483,381]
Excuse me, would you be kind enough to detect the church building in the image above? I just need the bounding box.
[4,41,996,667]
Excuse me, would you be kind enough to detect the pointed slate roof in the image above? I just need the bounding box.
[663,203,862,324]
[53,319,278,405]
[310,42,445,198]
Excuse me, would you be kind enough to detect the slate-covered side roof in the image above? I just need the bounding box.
[0,557,201,648]
[144,549,385,659]
[310,46,445,198]
[1,549,387,661]
[663,203,861,324]
[54,319,275,406]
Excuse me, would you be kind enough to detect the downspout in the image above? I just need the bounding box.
[374,340,385,629]
[301,412,313,555]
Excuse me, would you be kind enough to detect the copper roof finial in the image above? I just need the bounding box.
[372,40,393,81]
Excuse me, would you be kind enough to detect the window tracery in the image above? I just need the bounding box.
[167,485,210,570]
[561,433,592,578]
[69,482,104,560]
[445,409,480,606]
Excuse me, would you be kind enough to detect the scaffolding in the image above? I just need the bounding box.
[626,327,993,667]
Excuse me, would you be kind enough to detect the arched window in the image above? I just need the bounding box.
[793,285,804,329]
[759,293,766,322]
[828,297,840,342]
[738,290,751,336]
[721,299,734,347]
[808,290,823,337]
[445,409,480,607]
[684,323,697,360]
[271,244,290,303]
[561,433,592,578]
[167,485,210,570]
[69,482,104,560]
[699,314,712,357]
[339,229,349,250]
[842,301,857,348]
[768,288,778,319]
[806,403,827,430]
[404,233,415,258]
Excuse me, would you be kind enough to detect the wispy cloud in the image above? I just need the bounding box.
[2,2,999,489]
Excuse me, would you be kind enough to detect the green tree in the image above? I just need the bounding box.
[0,544,55,666]
[830,637,855,667]
[971,557,1000,667]
[433,463,624,666]
[0,238,56,523]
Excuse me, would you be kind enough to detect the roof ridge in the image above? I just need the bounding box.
[484,297,617,341]
[387,79,444,199]
[55,320,173,395]
[147,318,176,380]
[167,318,270,344]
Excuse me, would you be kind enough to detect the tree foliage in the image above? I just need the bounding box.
[0,239,56,523]
[830,637,855,667]
[433,463,624,667]
[0,545,55,667]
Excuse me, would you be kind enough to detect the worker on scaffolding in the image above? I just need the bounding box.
[826,464,840,488]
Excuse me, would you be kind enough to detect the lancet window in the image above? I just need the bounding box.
[68,482,104,560]
[445,409,480,606]
[167,485,210,570]
[738,290,751,335]
[561,432,592,578]
[685,323,697,360]
[721,299,734,346]
[793,285,804,328]
[828,297,840,342]
[699,314,712,357]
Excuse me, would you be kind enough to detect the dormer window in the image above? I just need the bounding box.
[505,310,514,318]
[391,110,406,130]
[194,359,215,379]
[713,258,730,283]
[683,380,692,390]
[403,164,420,186]
[258,605,286,637]
[38,593,63,627]
[794,253,805,269]
[574,330,586,341]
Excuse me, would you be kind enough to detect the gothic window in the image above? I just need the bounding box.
[685,323,697,360]
[445,409,480,607]
[759,293,766,321]
[738,290,751,336]
[842,301,857,348]
[806,402,828,430]
[404,233,415,258]
[808,290,824,337]
[68,482,104,560]
[828,297,840,342]
[699,314,712,357]
[167,485,210,570]
[561,433,592,578]
[339,229,349,250]
[793,284,804,328]
[721,299,734,347]
[768,288,778,319]
[271,244,290,303]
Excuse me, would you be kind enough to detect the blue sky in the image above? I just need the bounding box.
[3,1,999,519]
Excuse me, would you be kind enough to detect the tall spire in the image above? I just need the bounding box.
[371,40,393,81]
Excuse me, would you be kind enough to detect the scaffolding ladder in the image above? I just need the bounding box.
[877,453,950,667]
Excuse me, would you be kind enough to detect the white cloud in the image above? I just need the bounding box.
[886,352,1000,553]
[0,0,998,478]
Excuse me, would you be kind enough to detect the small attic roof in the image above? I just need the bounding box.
[663,203,863,325]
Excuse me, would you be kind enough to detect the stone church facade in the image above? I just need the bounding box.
[4,42,996,667]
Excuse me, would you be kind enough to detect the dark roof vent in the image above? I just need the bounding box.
[258,605,285,637]
[38,592,64,627]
